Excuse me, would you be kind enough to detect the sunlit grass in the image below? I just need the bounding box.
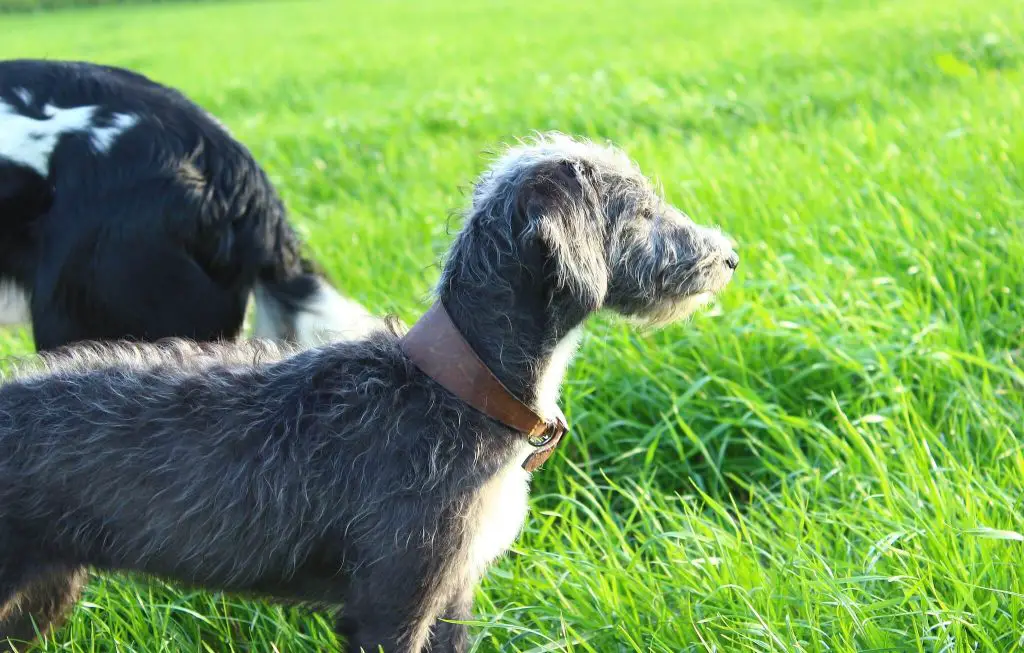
[2,0,1023,649]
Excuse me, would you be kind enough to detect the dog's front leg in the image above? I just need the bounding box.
[335,613,404,653]
[426,586,473,653]
[0,566,88,650]
[334,582,437,653]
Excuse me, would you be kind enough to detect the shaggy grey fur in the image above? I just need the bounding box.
[0,132,738,652]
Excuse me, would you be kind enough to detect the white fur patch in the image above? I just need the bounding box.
[0,100,95,174]
[0,279,31,325]
[89,113,139,153]
[534,327,583,420]
[293,279,384,346]
[467,328,583,579]
[0,100,139,174]
[467,440,533,580]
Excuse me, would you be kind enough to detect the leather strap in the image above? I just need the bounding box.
[399,302,568,472]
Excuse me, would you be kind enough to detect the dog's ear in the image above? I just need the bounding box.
[522,158,609,311]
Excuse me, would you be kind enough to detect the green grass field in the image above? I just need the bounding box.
[2,0,1024,650]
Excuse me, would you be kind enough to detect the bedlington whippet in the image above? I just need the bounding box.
[0,132,738,652]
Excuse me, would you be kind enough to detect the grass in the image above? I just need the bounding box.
[2,0,1024,650]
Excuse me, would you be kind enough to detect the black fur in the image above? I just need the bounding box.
[0,58,350,352]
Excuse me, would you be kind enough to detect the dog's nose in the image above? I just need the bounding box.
[725,251,740,270]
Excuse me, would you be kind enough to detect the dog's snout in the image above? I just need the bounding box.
[725,251,739,270]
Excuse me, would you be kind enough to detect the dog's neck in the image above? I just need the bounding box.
[440,283,586,419]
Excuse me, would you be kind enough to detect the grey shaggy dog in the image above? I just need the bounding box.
[0,132,738,652]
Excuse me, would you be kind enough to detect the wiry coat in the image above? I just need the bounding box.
[0,133,739,652]
[1,332,504,651]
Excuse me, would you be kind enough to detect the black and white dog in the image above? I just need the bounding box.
[0,58,376,352]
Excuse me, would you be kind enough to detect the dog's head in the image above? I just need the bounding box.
[458,132,738,326]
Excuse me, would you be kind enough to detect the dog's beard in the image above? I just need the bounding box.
[641,291,717,327]
[633,258,735,328]
[613,290,719,333]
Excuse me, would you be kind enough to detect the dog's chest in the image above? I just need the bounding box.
[464,329,582,579]
[467,442,533,579]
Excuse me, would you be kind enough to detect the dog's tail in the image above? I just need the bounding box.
[252,221,381,347]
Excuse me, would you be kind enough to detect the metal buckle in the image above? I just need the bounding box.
[528,413,568,449]
[522,409,569,472]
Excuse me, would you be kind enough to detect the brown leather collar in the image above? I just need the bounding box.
[399,302,568,472]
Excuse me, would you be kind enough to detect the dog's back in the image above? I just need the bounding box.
[0,330,467,592]
[0,337,321,584]
[0,59,378,350]
[0,58,258,271]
